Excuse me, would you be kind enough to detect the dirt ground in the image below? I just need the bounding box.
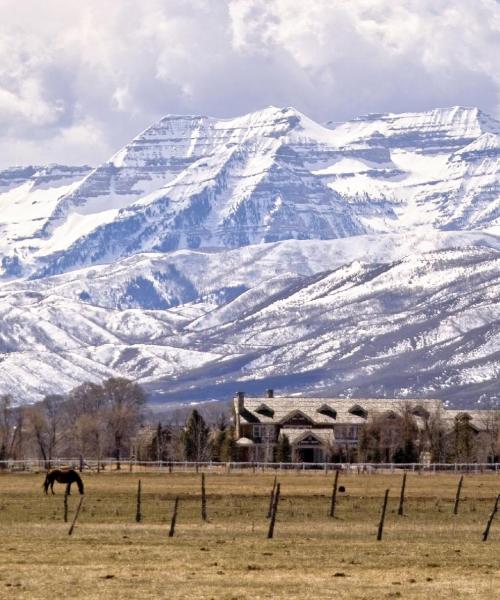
[0,471,498,599]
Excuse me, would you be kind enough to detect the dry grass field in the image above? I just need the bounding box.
[0,470,499,599]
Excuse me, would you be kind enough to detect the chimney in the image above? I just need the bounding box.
[236,391,245,413]
[266,389,274,398]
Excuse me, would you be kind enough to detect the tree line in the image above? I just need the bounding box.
[1,379,498,465]
[0,378,235,465]
[1,378,145,466]
[355,405,499,464]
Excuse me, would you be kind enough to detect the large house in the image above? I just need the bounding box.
[233,390,499,463]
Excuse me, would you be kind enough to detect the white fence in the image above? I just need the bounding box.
[1,459,499,474]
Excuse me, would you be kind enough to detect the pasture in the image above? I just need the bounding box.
[0,471,499,599]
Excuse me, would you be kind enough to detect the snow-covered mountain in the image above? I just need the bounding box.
[0,106,499,406]
[0,243,499,407]
[1,105,499,279]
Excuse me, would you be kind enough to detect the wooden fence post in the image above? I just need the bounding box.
[63,488,69,523]
[169,497,179,538]
[201,473,207,522]
[267,483,281,539]
[267,476,277,519]
[397,472,407,516]
[377,489,390,541]
[453,475,464,515]
[68,496,84,536]
[136,479,142,523]
[329,470,340,518]
[482,494,500,542]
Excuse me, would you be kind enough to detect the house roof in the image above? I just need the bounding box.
[442,410,500,432]
[281,428,335,446]
[235,396,444,426]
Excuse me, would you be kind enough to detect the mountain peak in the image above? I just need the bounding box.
[1,104,499,280]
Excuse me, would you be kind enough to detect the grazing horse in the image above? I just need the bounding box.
[43,468,84,495]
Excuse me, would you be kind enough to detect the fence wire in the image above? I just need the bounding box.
[1,459,499,474]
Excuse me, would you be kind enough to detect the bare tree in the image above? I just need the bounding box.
[0,395,16,462]
[25,395,66,465]
[66,382,107,463]
[422,405,448,463]
[475,410,500,463]
[102,378,145,469]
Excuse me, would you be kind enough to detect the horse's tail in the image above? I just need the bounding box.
[42,472,50,494]
[75,472,84,495]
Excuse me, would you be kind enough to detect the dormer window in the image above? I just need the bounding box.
[384,410,398,420]
[411,405,429,418]
[317,404,337,419]
[255,403,274,418]
[348,404,367,418]
[280,410,314,427]
[455,412,472,422]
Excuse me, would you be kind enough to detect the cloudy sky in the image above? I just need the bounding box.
[1,0,499,168]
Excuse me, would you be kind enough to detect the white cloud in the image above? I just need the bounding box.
[0,0,498,168]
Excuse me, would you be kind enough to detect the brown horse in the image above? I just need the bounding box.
[43,468,84,495]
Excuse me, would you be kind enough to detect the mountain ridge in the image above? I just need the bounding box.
[1,104,499,279]
[0,241,499,407]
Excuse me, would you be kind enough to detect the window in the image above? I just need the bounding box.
[253,425,275,442]
[336,426,358,440]
[297,434,321,446]
[253,425,263,440]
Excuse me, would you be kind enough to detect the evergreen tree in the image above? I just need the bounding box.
[183,409,210,461]
[394,410,418,463]
[453,413,475,461]
[211,414,228,462]
[357,425,369,462]
[219,426,236,462]
[276,433,292,462]
[151,422,171,462]
[425,409,447,463]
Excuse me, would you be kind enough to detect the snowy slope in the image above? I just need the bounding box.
[3,231,499,310]
[0,165,91,276]
[0,242,499,406]
[1,106,499,407]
